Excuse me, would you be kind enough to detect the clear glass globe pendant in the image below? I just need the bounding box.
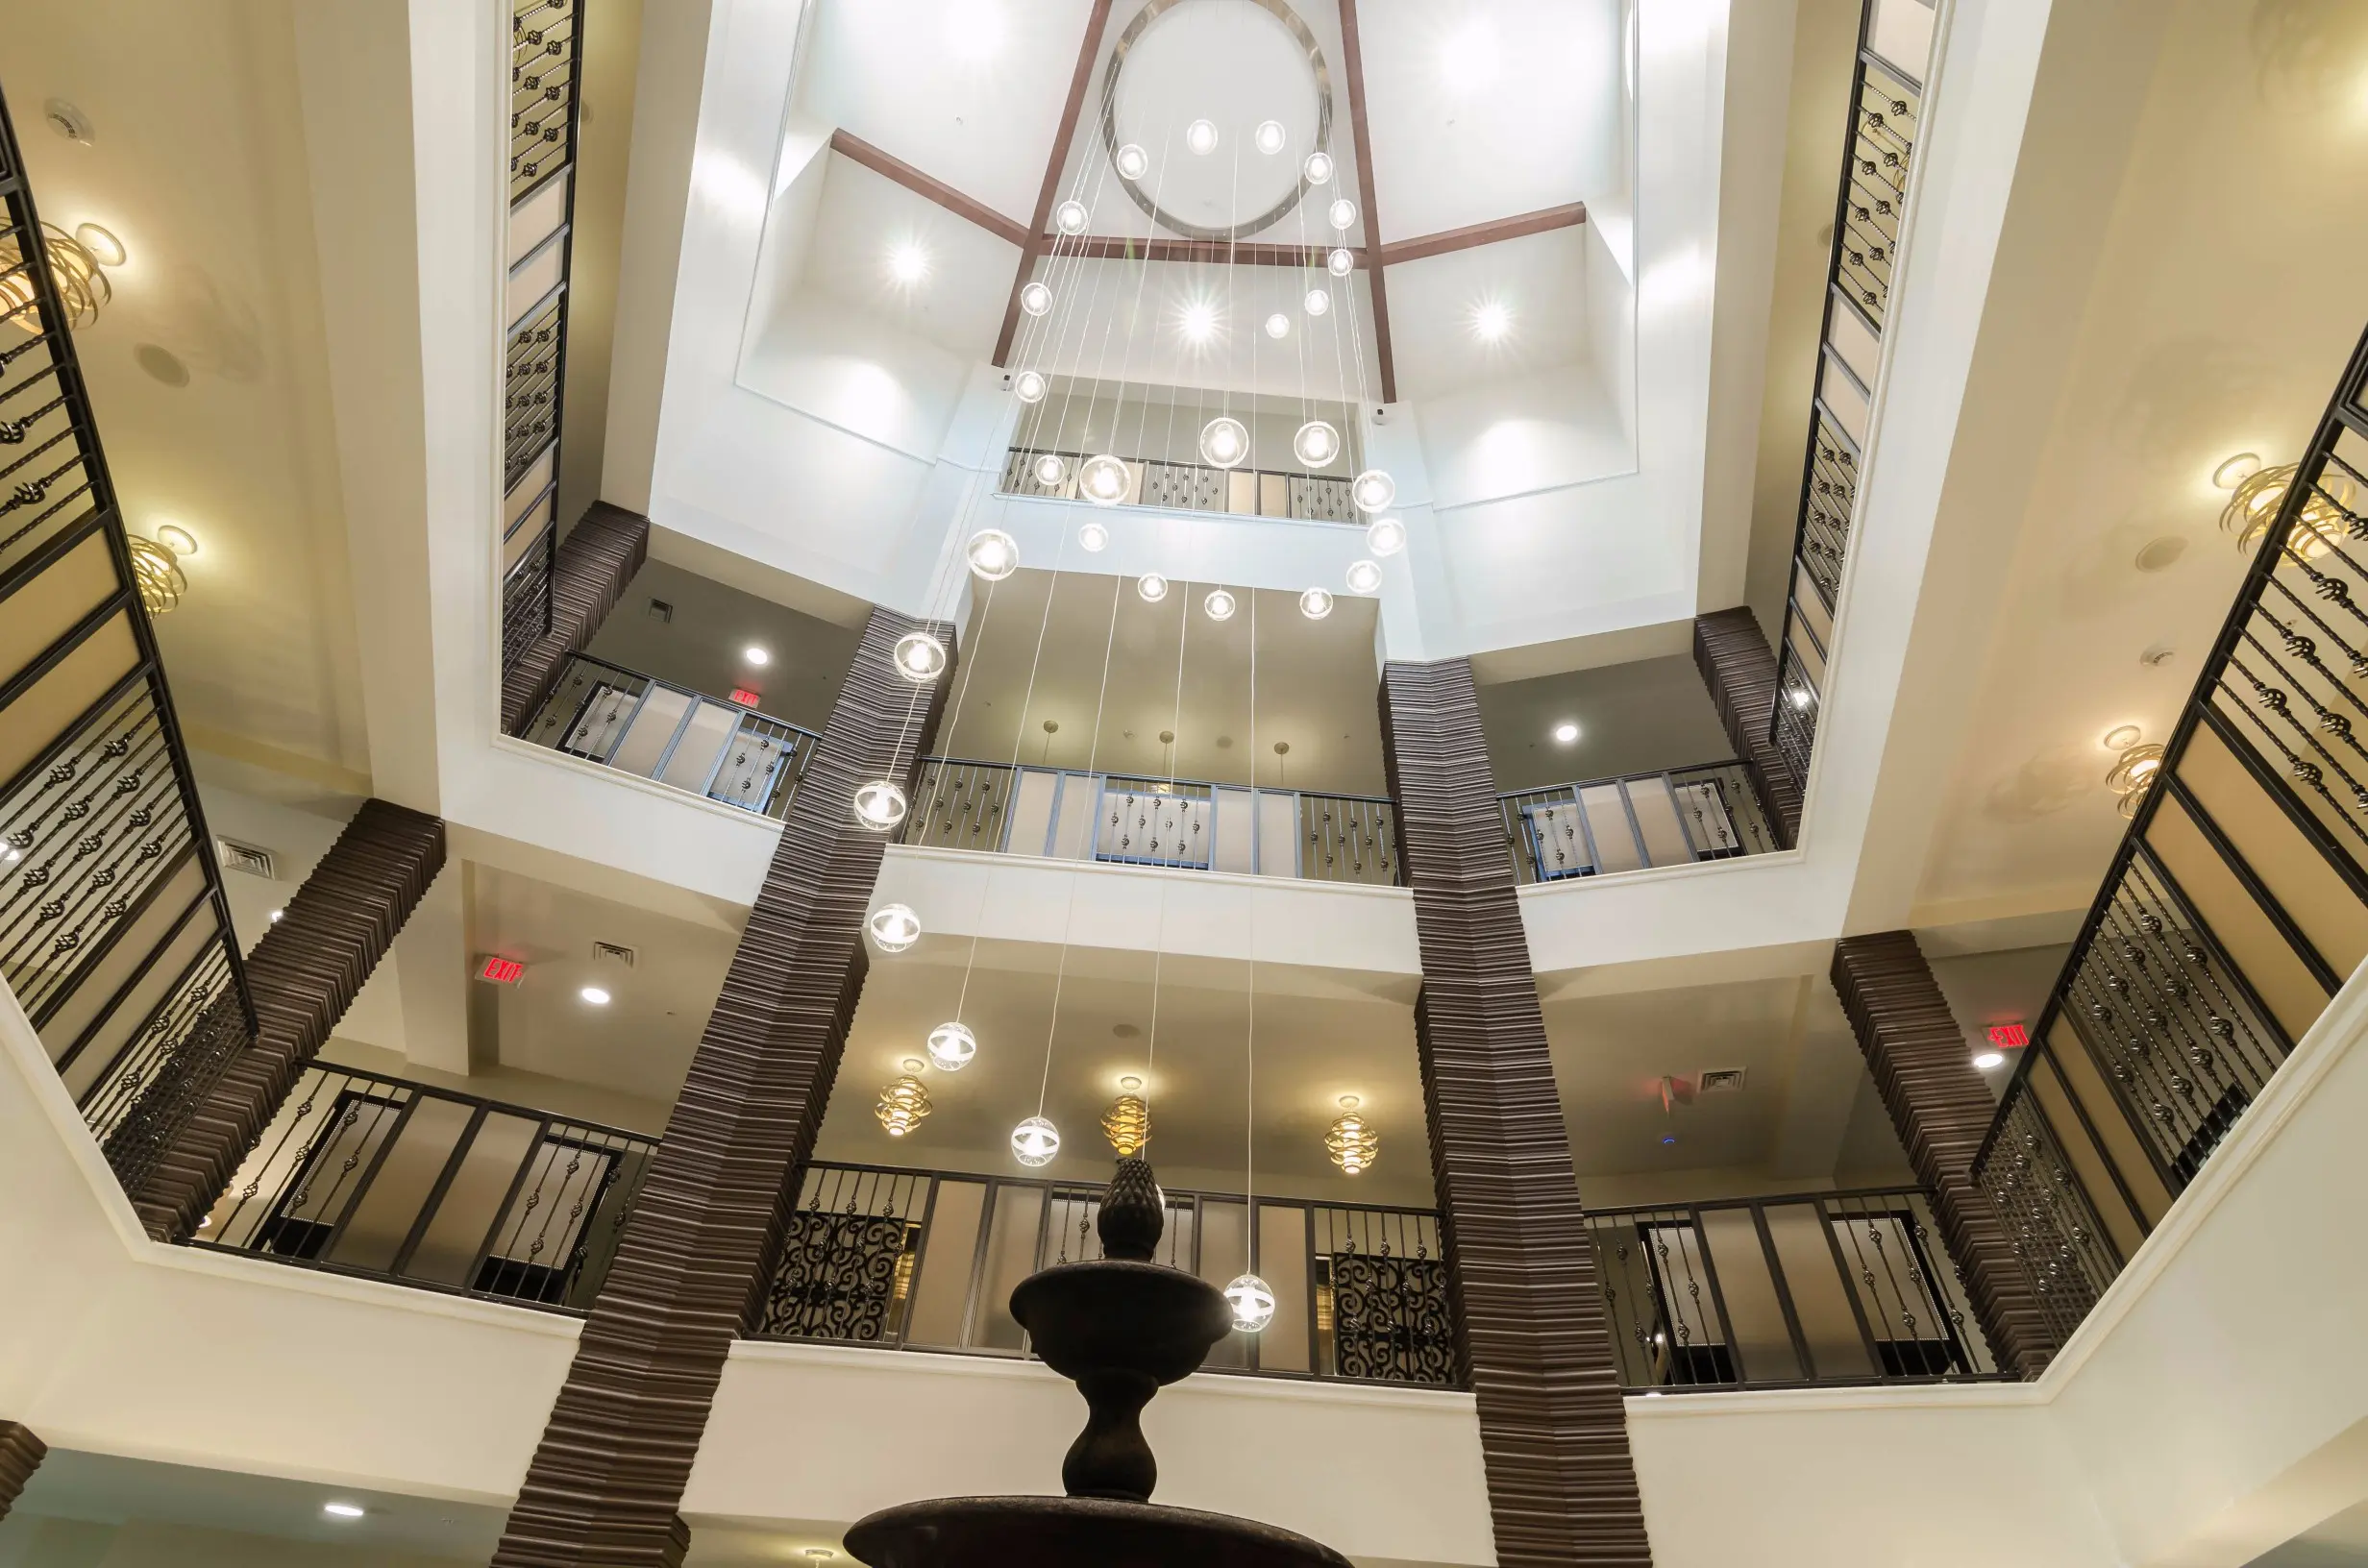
[1294,421,1340,467]
[853,778,908,832]
[1079,454,1130,506]
[926,1021,976,1071]
[893,630,947,682]
[1198,416,1249,469]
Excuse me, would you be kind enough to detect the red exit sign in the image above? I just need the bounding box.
[1986,1021,2029,1049]
[729,687,763,708]
[476,955,527,986]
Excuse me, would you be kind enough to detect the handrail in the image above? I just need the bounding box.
[1765,0,1935,807]
[519,651,823,819]
[899,755,1403,886]
[999,445,1361,525]
[1971,320,2368,1344]
[1496,759,1781,884]
[192,1062,657,1313]
[0,82,257,1198]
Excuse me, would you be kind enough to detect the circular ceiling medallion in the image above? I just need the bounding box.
[1098,0,1334,243]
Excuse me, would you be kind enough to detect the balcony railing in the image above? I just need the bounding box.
[194,1064,656,1312]
[1587,1187,2003,1390]
[751,1162,1455,1386]
[1972,324,2368,1345]
[1499,761,1780,885]
[999,447,1358,525]
[899,757,1402,886]
[521,652,821,818]
[499,0,585,693]
[1768,0,1936,797]
[0,86,257,1199]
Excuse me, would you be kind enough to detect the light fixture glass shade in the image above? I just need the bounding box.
[1013,369,1048,404]
[1055,200,1090,234]
[1366,517,1406,556]
[1303,287,1330,317]
[876,1075,932,1138]
[126,536,186,616]
[893,630,948,683]
[926,1021,977,1071]
[2220,461,2356,557]
[1079,453,1131,506]
[1011,1115,1061,1167]
[1034,453,1067,487]
[1137,573,1170,602]
[1350,469,1396,513]
[155,524,199,557]
[1020,281,1053,317]
[1185,118,1219,156]
[1114,142,1149,180]
[1254,119,1287,156]
[967,528,1020,579]
[1293,420,1341,467]
[2211,453,2261,489]
[1344,559,1382,595]
[1203,587,1236,622]
[73,222,126,267]
[1298,586,1334,620]
[1077,521,1110,552]
[1264,312,1291,339]
[868,903,922,952]
[1101,1093,1150,1156]
[1327,247,1353,277]
[1303,151,1334,184]
[0,222,110,331]
[1224,1273,1277,1332]
[1326,1097,1379,1175]
[1198,416,1249,468]
[1327,197,1358,232]
[852,778,909,831]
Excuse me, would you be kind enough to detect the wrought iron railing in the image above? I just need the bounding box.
[1586,1187,2004,1391]
[999,447,1358,525]
[193,1064,655,1312]
[898,757,1402,886]
[0,86,257,1196]
[520,652,821,818]
[752,1162,1455,1386]
[499,0,585,694]
[1971,323,2368,1345]
[1767,0,1935,798]
[1497,761,1781,885]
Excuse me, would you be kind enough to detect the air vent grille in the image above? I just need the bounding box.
[592,941,637,969]
[215,840,275,879]
[1697,1068,1747,1094]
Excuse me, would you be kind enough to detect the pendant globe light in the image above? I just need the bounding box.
[1184,118,1219,156]
[967,528,1019,580]
[1298,586,1334,621]
[893,630,948,683]
[926,1021,976,1072]
[1101,1077,1150,1157]
[1293,420,1340,468]
[1077,521,1110,552]
[1366,517,1406,556]
[1011,1115,1061,1167]
[1079,453,1131,506]
[1020,280,1052,316]
[1325,1096,1379,1175]
[852,778,909,832]
[1055,199,1090,234]
[1264,312,1291,339]
[1327,247,1353,278]
[1202,588,1236,622]
[1013,369,1048,404]
[867,903,922,952]
[1253,119,1287,156]
[876,1070,932,1139]
[1344,559,1382,595]
[1136,573,1170,603]
[1350,469,1396,513]
[1198,416,1249,469]
[1328,198,1358,232]
[1033,453,1067,487]
[1303,151,1334,184]
[1223,1271,1276,1333]
[1114,142,1149,180]
[1303,287,1329,317]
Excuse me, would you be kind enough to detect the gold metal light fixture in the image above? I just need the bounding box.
[875,1066,932,1139]
[127,534,186,616]
[1101,1076,1149,1157]
[0,221,112,330]
[2107,741,2166,819]
[2219,459,2358,558]
[1326,1095,1378,1176]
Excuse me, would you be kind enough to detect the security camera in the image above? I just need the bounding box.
[1371,404,1391,426]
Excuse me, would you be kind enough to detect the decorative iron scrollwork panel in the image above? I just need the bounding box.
[1325,1249,1454,1384]
[758,1210,918,1343]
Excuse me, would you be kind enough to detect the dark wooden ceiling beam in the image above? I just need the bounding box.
[827,130,1030,249]
[993,0,1116,368]
[1338,0,1395,404]
[1379,202,1589,267]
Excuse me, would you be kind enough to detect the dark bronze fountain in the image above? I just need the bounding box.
[846,1156,1350,1568]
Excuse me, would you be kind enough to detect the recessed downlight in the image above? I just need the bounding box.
[323,1503,365,1520]
[743,646,771,666]
[580,986,612,1006]
[1972,1051,2006,1070]
[1552,722,1579,745]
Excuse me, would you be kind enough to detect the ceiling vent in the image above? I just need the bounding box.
[592,941,637,969]
[1697,1068,1748,1094]
[215,839,275,879]
[646,598,673,623]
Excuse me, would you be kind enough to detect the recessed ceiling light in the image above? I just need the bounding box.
[1552,722,1579,745]
[888,242,928,284]
[323,1503,365,1520]
[155,524,199,557]
[2211,453,2260,490]
[74,222,126,267]
[1473,301,1511,342]
[1185,118,1219,156]
[1972,1051,2006,1070]
[580,986,612,1006]
[268,908,284,923]
[743,646,771,666]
